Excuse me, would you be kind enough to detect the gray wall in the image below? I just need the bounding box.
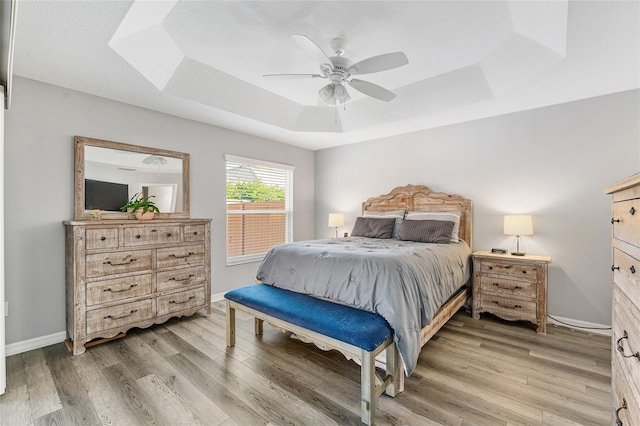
[315,89,640,326]
[4,76,315,345]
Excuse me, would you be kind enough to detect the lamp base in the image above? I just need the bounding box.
[511,252,526,256]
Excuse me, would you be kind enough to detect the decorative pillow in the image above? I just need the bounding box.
[351,217,396,239]
[398,220,455,244]
[405,211,461,243]
[363,209,405,238]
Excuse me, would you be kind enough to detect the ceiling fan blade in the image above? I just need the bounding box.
[263,74,323,79]
[348,79,396,102]
[291,34,331,64]
[348,52,409,75]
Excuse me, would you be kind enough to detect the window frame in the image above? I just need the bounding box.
[225,154,294,266]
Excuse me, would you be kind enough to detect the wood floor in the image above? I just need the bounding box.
[0,301,612,425]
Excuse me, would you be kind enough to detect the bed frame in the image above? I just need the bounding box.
[362,184,473,348]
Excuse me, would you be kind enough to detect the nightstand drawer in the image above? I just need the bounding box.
[481,294,537,322]
[479,276,536,299]
[481,261,538,281]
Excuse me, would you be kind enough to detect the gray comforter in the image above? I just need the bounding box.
[256,237,471,375]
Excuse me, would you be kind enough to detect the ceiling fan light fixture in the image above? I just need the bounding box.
[319,83,336,105]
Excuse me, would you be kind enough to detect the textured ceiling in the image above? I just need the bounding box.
[12,1,640,150]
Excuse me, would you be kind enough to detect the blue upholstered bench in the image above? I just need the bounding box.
[224,284,401,425]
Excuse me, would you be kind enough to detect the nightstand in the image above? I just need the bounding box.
[471,250,551,334]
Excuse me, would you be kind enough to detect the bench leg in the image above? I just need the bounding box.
[384,342,400,397]
[361,349,375,425]
[254,318,264,336]
[226,301,236,347]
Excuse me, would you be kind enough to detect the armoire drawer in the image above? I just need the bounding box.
[613,199,640,248]
[86,274,152,306]
[123,225,181,246]
[85,249,153,277]
[613,248,640,309]
[157,287,205,316]
[157,266,206,292]
[86,298,153,335]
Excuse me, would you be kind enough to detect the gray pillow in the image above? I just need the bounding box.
[398,220,455,244]
[351,217,396,239]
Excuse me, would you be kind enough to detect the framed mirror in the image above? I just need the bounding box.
[74,136,190,220]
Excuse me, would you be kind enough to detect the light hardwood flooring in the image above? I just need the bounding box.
[0,301,611,425]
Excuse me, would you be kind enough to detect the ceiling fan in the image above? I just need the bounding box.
[264,35,409,105]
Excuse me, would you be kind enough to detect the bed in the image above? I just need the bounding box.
[256,184,473,377]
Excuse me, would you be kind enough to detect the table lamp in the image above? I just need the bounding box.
[503,215,533,256]
[328,213,344,239]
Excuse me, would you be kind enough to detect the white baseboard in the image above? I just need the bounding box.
[6,331,67,356]
[547,315,611,336]
[5,295,228,356]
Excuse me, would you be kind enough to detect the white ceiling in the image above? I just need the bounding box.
[12,1,640,150]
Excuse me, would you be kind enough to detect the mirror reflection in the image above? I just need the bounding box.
[74,136,190,220]
[84,146,183,213]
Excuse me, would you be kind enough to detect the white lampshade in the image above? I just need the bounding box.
[328,213,344,228]
[503,215,534,236]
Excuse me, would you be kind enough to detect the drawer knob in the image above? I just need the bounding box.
[503,265,512,270]
[631,265,636,274]
[103,258,137,266]
[103,284,138,293]
[616,330,640,361]
[615,398,627,426]
[631,206,636,215]
[169,252,194,259]
[611,218,621,224]
[166,233,172,237]
[100,236,106,241]
[612,265,620,272]
[136,234,141,239]
[104,309,138,320]
[169,296,196,305]
[488,266,493,270]
[193,231,198,235]
[169,274,195,282]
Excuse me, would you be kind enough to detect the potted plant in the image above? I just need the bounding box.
[120,193,160,220]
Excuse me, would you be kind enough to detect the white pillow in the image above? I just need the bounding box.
[406,211,461,243]
[363,209,405,238]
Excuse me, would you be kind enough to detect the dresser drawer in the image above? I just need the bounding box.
[614,248,640,310]
[612,287,640,391]
[86,274,152,306]
[86,250,153,277]
[157,266,206,292]
[613,199,640,248]
[157,244,205,268]
[184,224,206,242]
[86,298,153,335]
[123,225,182,246]
[85,228,119,250]
[613,355,640,426]
[480,276,536,299]
[157,287,205,316]
[480,261,538,281]
[480,294,537,322]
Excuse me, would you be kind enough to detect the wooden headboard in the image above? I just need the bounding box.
[362,184,473,249]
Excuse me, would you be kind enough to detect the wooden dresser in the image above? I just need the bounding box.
[472,251,551,334]
[64,218,211,355]
[606,172,640,426]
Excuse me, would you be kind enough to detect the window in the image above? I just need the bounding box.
[225,155,294,265]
